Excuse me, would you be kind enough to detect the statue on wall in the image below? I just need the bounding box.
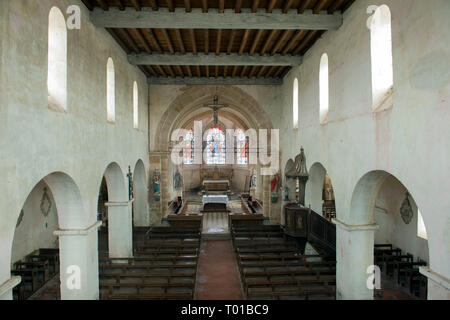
[249,169,257,189]
[153,169,161,201]
[173,168,183,190]
[270,173,281,203]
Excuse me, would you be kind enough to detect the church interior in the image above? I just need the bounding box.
[1,0,449,302]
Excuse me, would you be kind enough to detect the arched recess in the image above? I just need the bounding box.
[342,170,431,300]
[155,86,274,152]
[306,162,327,214]
[102,162,127,202]
[9,172,97,300]
[305,162,337,220]
[133,159,149,226]
[99,162,132,259]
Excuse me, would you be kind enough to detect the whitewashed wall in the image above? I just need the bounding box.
[0,0,149,294]
[277,0,450,297]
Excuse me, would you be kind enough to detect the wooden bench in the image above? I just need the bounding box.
[166,214,202,229]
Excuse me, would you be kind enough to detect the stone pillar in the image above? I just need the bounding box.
[262,175,271,218]
[334,218,379,300]
[54,221,101,300]
[149,152,162,222]
[419,267,450,299]
[256,165,263,201]
[161,153,170,218]
[0,276,21,300]
[106,200,133,258]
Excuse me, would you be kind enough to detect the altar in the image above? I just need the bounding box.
[201,194,229,212]
[202,179,230,192]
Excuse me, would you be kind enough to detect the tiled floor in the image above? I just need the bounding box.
[195,240,243,300]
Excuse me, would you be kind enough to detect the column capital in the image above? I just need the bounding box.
[0,276,21,297]
[332,218,379,231]
[419,267,450,291]
[54,221,102,236]
[105,199,134,207]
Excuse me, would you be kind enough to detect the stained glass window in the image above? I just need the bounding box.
[205,127,226,164]
[183,129,194,164]
[236,129,248,164]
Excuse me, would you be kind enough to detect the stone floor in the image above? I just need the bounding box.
[195,240,243,300]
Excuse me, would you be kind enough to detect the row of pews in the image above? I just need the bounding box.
[99,225,201,300]
[231,221,336,300]
[12,248,59,300]
[374,244,428,299]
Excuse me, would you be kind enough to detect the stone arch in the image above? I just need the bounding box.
[133,159,149,226]
[12,171,85,242]
[102,162,127,202]
[305,162,328,214]
[8,172,96,300]
[155,86,274,151]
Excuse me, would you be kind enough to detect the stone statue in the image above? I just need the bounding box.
[270,173,281,203]
[153,169,161,201]
[249,169,257,188]
[271,173,280,193]
[173,169,183,190]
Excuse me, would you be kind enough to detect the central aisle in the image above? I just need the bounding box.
[195,240,243,300]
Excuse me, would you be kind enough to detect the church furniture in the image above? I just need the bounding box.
[380,253,413,277]
[201,194,229,212]
[240,195,263,214]
[165,214,203,229]
[231,217,336,300]
[228,213,267,230]
[284,203,309,238]
[202,179,230,192]
[200,167,233,192]
[100,225,201,300]
[394,259,427,286]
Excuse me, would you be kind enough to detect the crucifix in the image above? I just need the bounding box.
[204,95,228,127]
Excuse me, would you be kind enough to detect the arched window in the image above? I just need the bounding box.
[236,129,248,165]
[183,129,194,165]
[417,209,428,240]
[47,7,67,111]
[205,127,226,164]
[293,78,299,129]
[319,53,329,124]
[106,58,115,122]
[369,5,393,111]
[133,81,138,128]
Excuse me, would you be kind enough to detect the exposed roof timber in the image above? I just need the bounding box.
[90,8,343,30]
[128,53,302,67]
[148,76,283,86]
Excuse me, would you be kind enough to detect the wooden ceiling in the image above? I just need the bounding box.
[82,0,355,84]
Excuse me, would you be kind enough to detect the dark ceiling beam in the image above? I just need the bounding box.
[148,76,283,85]
[128,52,302,66]
[90,8,343,30]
